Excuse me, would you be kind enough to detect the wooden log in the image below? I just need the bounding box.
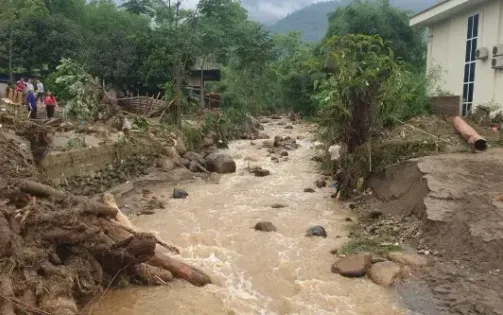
[132,263,173,285]
[17,180,117,217]
[149,252,211,287]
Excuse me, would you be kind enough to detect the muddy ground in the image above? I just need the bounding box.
[356,149,503,315]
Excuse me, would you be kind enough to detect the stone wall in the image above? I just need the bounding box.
[39,139,162,196]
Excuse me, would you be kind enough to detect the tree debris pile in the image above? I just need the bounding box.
[0,130,210,315]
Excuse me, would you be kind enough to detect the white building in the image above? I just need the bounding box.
[411,0,503,116]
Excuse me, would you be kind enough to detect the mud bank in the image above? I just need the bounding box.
[361,149,503,315]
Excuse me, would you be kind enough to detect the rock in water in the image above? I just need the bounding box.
[388,252,428,267]
[280,151,289,157]
[248,166,271,177]
[304,188,315,193]
[332,253,372,278]
[315,180,327,188]
[368,261,401,287]
[271,203,287,209]
[254,222,277,232]
[284,125,293,129]
[205,153,236,174]
[172,188,188,199]
[305,226,327,238]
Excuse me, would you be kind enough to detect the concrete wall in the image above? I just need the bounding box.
[427,0,503,113]
[39,144,118,180]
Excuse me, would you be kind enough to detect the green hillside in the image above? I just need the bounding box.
[268,0,438,42]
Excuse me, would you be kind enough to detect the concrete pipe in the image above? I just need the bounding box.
[451,116,487,152]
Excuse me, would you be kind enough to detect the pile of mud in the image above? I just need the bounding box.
[363,149,503,315]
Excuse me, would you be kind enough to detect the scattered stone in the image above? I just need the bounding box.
[368,210,383,220]
[250,141,256,146]
[277,122,286,126]
[345,217,353,222]
[331,192,339,199]
[330,249,338,255]
[259,118,271,123]
[172,188,188,199]
[331,253,372,278]
[184,151,207,168]
[249,166,271,177]
[315,180,326,188]
[280,151,288,157]
[156,158,176,171]
[202,137,214,147]
[305,226,327,238]
[205,153,237,174]
[304,188,315,193]
[271,203,286,209]
[311,155,324,162]
[179,158,190,167]
[256,132,270,139]
[273,135,283,146]
[368,261,401,287]
[271,115,281,120]
[140,209,156,215]
[254,221,277,232]
[188,162,201,172]
[284,125,293,129]
[388,252,428,267]
[263,139,275,148]
[371,256,387,264]
[271,157,278,162]
[142,188,152,195]
[175,137,187,155]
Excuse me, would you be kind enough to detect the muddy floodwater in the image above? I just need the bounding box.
[89,120,405,315]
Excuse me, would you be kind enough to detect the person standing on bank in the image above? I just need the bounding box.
[44,91,58,118]
[27,90,37,119]
[36,79,44,105]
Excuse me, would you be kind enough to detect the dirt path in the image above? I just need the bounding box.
[88,118,406,315]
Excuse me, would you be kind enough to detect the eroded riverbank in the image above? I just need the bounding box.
[89,119,406,315]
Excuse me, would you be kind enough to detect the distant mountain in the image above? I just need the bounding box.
[268,0,439,42]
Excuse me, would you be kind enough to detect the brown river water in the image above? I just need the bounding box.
[89,119,405,315]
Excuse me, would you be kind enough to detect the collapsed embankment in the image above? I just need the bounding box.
[358,149,503,315]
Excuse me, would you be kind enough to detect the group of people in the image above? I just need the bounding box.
[15,78,58,119]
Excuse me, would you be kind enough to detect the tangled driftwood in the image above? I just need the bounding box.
[0,180,211,315]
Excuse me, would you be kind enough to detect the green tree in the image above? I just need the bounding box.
[0,0,49,81]
[326,0,425,68]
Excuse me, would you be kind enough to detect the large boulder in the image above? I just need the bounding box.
[184,151,206,168]
[156,158,176,171]
[388,252,428,267]
[331,253,372,278]
[175,137,187,156]
[205,153,236,174]
[368,261,401,287]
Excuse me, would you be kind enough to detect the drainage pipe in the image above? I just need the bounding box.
[451,116,487,152]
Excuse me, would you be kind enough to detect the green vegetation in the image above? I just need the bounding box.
[1,0,440,188]
[268,0,437,42]
[338,236,401,256]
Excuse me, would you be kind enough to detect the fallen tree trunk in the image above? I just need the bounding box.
[149,253,211,287]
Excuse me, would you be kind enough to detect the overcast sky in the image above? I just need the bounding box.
[178,0,327,24]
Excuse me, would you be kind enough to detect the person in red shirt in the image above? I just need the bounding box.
[44,91,58,118]
[16,78,25,92]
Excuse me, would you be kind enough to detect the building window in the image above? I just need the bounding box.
[462,14,479,116]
